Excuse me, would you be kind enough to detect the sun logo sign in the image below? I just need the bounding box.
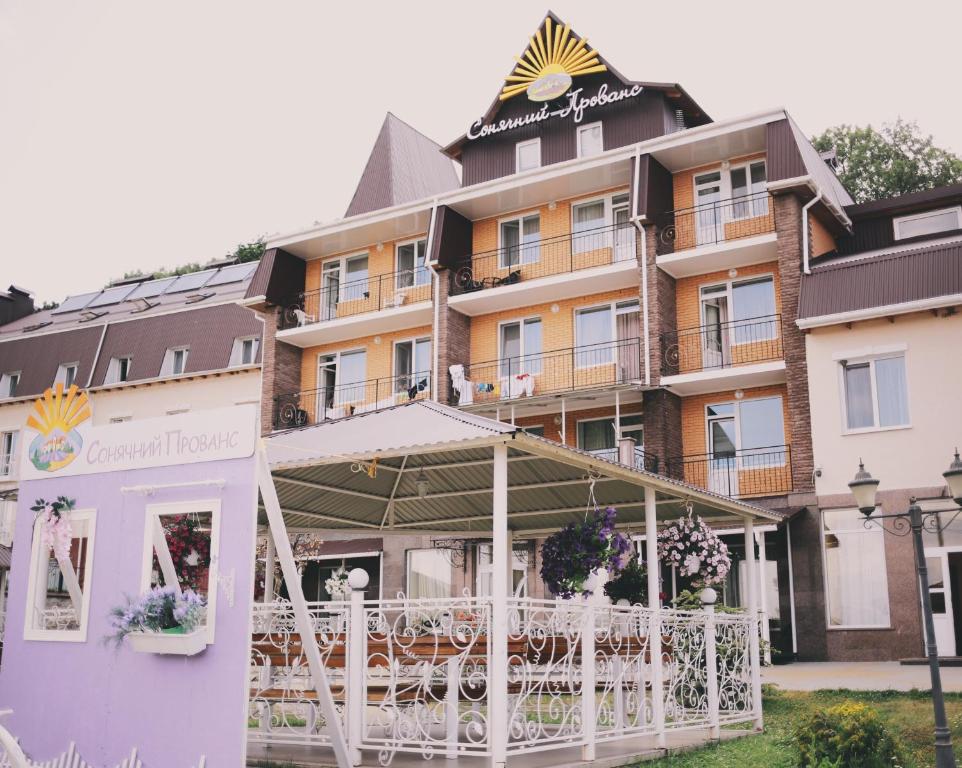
[500,17,607,103]
[26,384,92,473]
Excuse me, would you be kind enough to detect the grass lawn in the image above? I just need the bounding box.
[644,686,962,768]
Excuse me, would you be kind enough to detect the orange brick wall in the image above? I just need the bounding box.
[304,235,429,294]
[514,402,643,448]
[679,384,791,458]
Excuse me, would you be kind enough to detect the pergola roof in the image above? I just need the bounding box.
[262,401,783,535]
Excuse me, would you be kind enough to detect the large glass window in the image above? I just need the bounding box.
[738,397,786,458]
[572,199,607,255]
[577,414,644,464]
[575,305,613,366]
[730,161,768,218]
[343,255,369,302]
[823,507,890,628]
[499,318,542,377]
[500,214,541,268]
[396,239,430,288]
[406,549,452,600]
[842,355,909,431]
[731,277,776,342]
[394,338,431,395]
[337,349,367,405]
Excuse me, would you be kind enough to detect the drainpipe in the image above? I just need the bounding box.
[629,142,651,387]
[801,189,823,275]
[425,199,440,400]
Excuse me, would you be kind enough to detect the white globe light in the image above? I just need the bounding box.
[347,568,370,591]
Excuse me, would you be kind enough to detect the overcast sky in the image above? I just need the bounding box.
[1,0,958,304]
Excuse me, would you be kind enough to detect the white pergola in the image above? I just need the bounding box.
[254,400,783,768]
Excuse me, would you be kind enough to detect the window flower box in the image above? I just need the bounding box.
[126,627,207,656]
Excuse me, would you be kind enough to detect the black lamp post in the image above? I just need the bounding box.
[848,451,962,768]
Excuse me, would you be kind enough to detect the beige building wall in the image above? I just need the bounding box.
[806,311,962,496]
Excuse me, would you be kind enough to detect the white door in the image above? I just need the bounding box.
[924,548,957,656]
[694,171,724,246]
[701,298,728,369]
[321,263,340,321]
[612,200,635,262]
[708,415,738,496]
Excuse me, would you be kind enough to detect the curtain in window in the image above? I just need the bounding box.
[337,351,367,404]
[500,323,521,378]
[522,319,542,375]
[844,363,874,429]
[344,256,369,301]
[875,356,909,427]
[823,508,890,627]
[616,304,641,380]
[572,201,606,254]
[408,549,452,599]
[521,215,540,264]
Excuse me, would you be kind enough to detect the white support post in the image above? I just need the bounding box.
[757,531,771,665]
[490,444,509,768]
[615,390,621,439]
[257,448,352,768]
[644,487,665,748]
[264,529,275,604]
[581,599,596,761]
[743,518,763,730]
[445,657,459,759]
[612,654,625,733]
[560,399,567,445]
[348,570,368,766]
[702,592,720,740]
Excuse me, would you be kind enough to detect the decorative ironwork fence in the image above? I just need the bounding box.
[663,445,793,498]
[661,315,782,376]
[655,193,775,256]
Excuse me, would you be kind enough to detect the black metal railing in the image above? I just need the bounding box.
[586,445,660,474]
[272,370,431,430]
[451,222,638,296]
[655,192,774,256]
[661,314,782,376]
[663,445,792,498]
[449,338,641,406]
[278,267,433,330]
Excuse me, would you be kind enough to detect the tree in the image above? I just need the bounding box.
[230,237,266,263]
[812,119,962,204]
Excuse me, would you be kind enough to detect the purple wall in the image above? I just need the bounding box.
[0,457,258,766]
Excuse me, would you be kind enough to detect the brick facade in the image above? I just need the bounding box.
[641,389,682,476]
[436,269,471,406]
[258,306,302,434]
[644,222,676,383]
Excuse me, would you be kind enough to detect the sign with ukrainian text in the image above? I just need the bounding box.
[20,402,256,480]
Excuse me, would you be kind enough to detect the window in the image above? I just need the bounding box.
[229,338,259,367]
[699,275,777,348]
[577,122,603,158]
[396,238,430,288]
[105,356,132,385]
[406,549,452,600]
[570,192,633,258]
[343,254,369,302]
[0,431,16,477]
[161,347,189,376]
[575,305,613,366]
[55,363,78,389]
[738,397,786,456]
[394,338,431,395]
[477,543,528,597]
[822,507,890,628]
[336,349,367,405]
[515,138,541,172]
[705,396,786,486]
[522,425,545,437]
[142,500,220,643]
[499,214,540,268]
[499,318,542,377]
[841,354,909,431]
[25,508,97,641]
[0,372,19,398]
[577,414,644,465]
[730,160,768,219]
[894,206,962,240]
[321,253,370,309]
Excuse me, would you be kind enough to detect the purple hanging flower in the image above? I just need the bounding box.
[540,506,632,598]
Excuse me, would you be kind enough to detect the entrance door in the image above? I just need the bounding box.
[317,355,337,421]
[923,547,962,656]
[707,407,738,496]
[321,262,340,321]
[694,171,724,246]
[701,293,730,369]
[612,196,635,262]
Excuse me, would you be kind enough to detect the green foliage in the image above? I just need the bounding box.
[794,701,904,768]
[232,238,266,263]
[603,553,647,604]
[812,119,962,203]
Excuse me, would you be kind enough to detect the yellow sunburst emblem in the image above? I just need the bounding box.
[26,383,91,473]
[501,17,607,102]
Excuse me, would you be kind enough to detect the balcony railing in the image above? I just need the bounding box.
[279,268,433,330]
[663,445,792,498]
[273,370,431,430]
[655,192,775,256]
[450,338,642,406]
[451,222,638,296]
[662,314,782,376]
[586,446,660,474]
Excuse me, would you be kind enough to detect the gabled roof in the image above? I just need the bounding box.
[344,113,460,217]
[443,10,710,160]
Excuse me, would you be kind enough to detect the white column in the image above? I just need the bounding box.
[757,531,771,665]
[445,657,460,759]
[490,443,509,768]
[702,591,720,739]
[348,570,369,766]
[581,597,596,761]
[644,486,665,748]
[743,517,763,730]
[264,529,276,604]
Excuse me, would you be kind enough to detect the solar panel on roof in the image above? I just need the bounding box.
[126,276,176,300]
[166,270,216,294]
[51,291,100,314]
[86,284,136,308]
[204,262,257,287]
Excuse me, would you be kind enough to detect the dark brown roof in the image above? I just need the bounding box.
[0,326,104,396]
[345,113,460,217]
[845,183,962,218]
[798,239,962,320]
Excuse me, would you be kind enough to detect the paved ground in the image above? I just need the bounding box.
[763,662,962,692]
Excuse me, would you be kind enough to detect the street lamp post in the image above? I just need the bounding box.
[848,451,962,768]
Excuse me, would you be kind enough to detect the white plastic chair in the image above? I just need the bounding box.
[293,308,315,326]
[383,292,406,310]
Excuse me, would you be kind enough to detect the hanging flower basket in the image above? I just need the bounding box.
[657,514,731,587]
[540,506,632,599]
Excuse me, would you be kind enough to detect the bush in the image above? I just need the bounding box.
[794,701,903,767]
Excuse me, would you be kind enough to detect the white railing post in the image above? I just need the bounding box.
[490,444,509,768]
[348,569,368,766]
[757,531,771,665]
[644,487,665,748]
[743,518,763,730]
[701,588,720,740]
[581,602,596,761]
[445,657,459,759]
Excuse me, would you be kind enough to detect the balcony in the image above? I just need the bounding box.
[276,268,433,347]
[654,193,777,278]
[450,338,642,409]
[660,314,785,395]
[447,222,639,316]
[273,370,431,430]
[585,445,659,474]
[664,445,793,498]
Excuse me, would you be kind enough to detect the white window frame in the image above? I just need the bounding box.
[0,430,16,478]
[836,348,911,434]
[569,189,631,256]
[476,543,528,598]
[497,316,543,376]
[229,337,259,367]
[893,206,962,241]
[105,356,132,385]
[321,251,371,304]
[0,372,20,398]
[699,273,778,344]
[575,413,644,453]
[395,237,431,290]
[515,138,541,173]
[572,298,639,370]
[819,505,891,630]
[497,210,542,268]
[704,395,787,469]
[140,499,221,645]
[727,159,769,220]
[318,347,368,408]
[24,507,97,642]
[576,121,604,158]
[691,159,768,217]
[55,362,79,389]
[405,548,453,601]
[160,346,189,377]
[392,336,432,396]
